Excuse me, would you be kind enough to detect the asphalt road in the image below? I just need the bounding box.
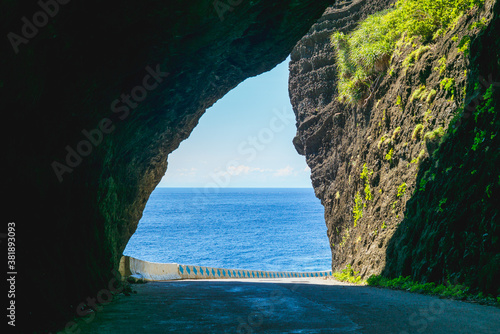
[71,278,500,333]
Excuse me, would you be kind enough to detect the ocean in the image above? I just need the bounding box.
[124,188,331,272]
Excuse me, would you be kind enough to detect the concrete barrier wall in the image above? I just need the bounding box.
[119,256,332,281]
[129,257,181,280]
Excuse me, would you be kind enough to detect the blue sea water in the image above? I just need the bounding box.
[124,188,331,272]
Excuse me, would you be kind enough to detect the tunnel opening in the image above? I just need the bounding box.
[123,58,331,273]
[5,1,339,331]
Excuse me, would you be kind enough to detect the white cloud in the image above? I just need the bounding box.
[227,165,271,176]
[176,167,197,176]
[176,168,197,172]
[274,165,294,177]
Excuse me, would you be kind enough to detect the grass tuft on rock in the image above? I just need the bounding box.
[331,0,484,104]
[367,275,500,305]
[333,265,365,284]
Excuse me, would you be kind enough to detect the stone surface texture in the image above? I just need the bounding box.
[289,0,499,294]
[3,1,331,331]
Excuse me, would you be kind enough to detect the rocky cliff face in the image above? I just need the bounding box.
[3,1,332,331]
[290,0,499,294]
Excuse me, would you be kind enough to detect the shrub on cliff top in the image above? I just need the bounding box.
[331,0,484,104]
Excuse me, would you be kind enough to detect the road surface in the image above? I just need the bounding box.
[70,277,500,333]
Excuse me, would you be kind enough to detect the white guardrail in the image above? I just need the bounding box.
[119,256,333,281]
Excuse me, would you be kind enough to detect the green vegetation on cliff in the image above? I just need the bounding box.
[331,0,484,104]
[325,0,498,298]
[333,264,364,283]
[367,275,500,305]
[332,266,500,305]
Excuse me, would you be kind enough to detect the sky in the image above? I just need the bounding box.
[157,57,312,188]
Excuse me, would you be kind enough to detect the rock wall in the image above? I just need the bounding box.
[3,1,332,331]
[290,0,499,294]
